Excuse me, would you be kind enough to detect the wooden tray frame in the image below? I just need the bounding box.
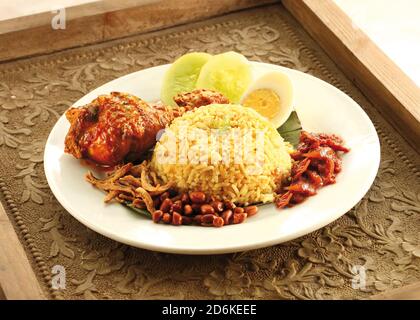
[283,0,420,151]
[0,0,419,300]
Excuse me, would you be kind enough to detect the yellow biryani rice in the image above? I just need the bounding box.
[151,104,292,204]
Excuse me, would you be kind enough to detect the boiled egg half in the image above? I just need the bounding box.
[241,71,294,128]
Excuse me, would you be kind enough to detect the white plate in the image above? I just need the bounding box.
[44,62,380,254]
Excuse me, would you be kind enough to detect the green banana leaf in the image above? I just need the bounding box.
[278,111,302,148]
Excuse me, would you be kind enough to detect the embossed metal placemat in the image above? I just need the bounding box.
[0,5,419,300]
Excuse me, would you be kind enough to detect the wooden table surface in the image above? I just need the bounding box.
[0,203,45,299]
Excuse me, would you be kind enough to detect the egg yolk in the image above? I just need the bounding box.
[242,89,281,120]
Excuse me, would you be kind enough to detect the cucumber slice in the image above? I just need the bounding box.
[195,51,252,103]
[161,52,212,106]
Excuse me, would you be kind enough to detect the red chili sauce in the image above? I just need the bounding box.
[275,131,350,209]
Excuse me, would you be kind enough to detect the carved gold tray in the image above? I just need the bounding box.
[0,4,419,300]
